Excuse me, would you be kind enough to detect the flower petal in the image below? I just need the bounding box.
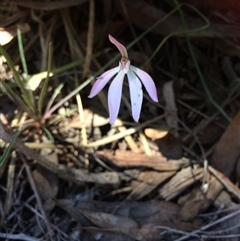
[127,70,143,122]
[109,34,128,58]
[130,65,158,102]
[108,71,125,124]
[88,67,118,98]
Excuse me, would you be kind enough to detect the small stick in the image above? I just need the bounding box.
[20,152,54,237]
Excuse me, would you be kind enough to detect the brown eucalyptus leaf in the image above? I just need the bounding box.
[80,209,142,240]
[33,151,58,212]
[210,111,240,177]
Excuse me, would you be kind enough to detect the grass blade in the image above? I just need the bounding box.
[0,45,35,112]
[0,125,30,166]
[38,43,53,116]
[17,28,29,76]
[0,81,34,116]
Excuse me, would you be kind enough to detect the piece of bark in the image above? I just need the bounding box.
[97,150,188,171]
[128,170,176,200]
[159,166,203,200]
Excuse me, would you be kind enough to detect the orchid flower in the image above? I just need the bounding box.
[89,34,158,124]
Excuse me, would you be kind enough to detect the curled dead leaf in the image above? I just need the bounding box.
[144,127,169,140]
[81,209,143,240]
[0,24,30,45]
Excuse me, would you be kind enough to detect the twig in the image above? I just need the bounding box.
[0,232,38,241]
[20,152,53,236]
[173,208,240,241]
[156,224,240,240]
[155,225,198,238]
[23,202,69,239]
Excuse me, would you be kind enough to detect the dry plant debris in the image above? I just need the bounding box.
[0,0,240,240]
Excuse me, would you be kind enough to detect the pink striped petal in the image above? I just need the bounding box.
[127,70,143,122]
[108,71,125,124]
[88,67,118,98]
[130,65,158,102]
[109,34,128,58]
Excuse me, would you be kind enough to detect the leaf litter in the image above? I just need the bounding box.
[0,0,240,240]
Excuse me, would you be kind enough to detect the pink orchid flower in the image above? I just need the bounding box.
[89,34,158,124]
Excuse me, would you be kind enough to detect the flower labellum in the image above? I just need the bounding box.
[88,34,158,124]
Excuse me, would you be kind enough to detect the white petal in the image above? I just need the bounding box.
[130,65,158,102]
[88,67,119,98]
[108,71,125,124]
[127,70,143,122]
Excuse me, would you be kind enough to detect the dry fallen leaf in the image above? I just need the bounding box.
[80,209,142,240]
[33,149,59,212]
[210,110,240,178]
[144,127,169,140]
[0,24,30,46]
[57,199,201,240]
[26,71,53,91]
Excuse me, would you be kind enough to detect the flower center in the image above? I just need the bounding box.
[120,57,130,73]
